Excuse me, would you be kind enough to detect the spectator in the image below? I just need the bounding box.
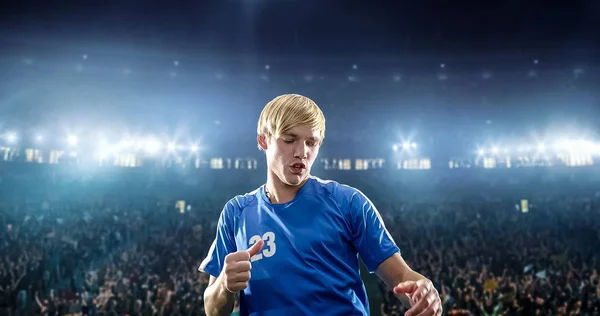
[0,166,598,315]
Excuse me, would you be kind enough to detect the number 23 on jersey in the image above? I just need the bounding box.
[248,231,276,262]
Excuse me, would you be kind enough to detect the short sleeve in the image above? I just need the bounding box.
[198,201,238,277]
[348,189,400,273]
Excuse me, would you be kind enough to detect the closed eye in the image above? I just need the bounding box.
[282,138,319,146]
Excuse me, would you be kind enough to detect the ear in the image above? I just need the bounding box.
[257,134,269,151]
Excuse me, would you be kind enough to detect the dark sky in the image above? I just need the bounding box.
[1,0,598,58]
[0,0,598,147]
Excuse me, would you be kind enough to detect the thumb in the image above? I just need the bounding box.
[394,281,417,295]
[247,239,264,257]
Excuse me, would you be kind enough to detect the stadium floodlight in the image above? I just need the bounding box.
[491,147,499,154]
[401,142,417,150]
[116,139,135,150]
[95,149,108,160]
[561,139,597,154]
[6,132,17,144]
[35,135,43,143]
[392,144,399,152]
[553,140,570,151]
[536,143,546,153]
[167,142,177,151]
[477,149,485,156]
[67,135,78,146]
[95,138,118,160]
[144,138,162,154]
[190,144,199,152]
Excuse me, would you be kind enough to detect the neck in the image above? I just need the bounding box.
[265,171,308,204]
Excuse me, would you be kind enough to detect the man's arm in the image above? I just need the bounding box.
[203,275,235,316]
[344,186,441,315]
[375,252,427,308]
[203,239,264,316]
[200,200,241,316]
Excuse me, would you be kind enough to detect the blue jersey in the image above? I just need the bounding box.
[199,177,400,316]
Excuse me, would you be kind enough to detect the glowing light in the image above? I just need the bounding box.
[144,138,162,154]
[401,142,417,150]
[117,139,135,150]
[536,143,546,153]
[67,135,78,146]
[6,133,17,144]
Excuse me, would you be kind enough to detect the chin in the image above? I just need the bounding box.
[283,174,307,186]
[284,177,304,186]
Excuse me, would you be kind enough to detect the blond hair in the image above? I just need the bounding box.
[257,94,326,150]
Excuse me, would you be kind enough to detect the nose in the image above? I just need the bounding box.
[293,142,308,159]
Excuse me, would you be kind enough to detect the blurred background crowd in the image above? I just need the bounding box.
[1,166,599,315]
[2,1,600,315]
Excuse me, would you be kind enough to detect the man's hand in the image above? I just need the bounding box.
[221,239,264,293]
[394,279,442,316]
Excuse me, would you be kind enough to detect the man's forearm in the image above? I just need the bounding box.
[375,254,435,309]
[396,269,429,308]
[400,268,428,283]
[204,274,236,316]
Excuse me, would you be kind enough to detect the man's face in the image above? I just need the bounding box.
[262,125,322,187]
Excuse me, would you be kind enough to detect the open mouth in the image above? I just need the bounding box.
[290,163,306,174]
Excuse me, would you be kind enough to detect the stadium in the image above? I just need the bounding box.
[1,1,600,316]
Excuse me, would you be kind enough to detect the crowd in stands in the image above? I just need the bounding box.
[0,165,599,315]
[378,197,600,315]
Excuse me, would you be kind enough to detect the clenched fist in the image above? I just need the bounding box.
[222,239,264,293]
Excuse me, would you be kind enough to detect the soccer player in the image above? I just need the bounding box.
[199,94,442,316]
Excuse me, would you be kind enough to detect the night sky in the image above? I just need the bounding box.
[1,0,598,56]
[0,0,598,152]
